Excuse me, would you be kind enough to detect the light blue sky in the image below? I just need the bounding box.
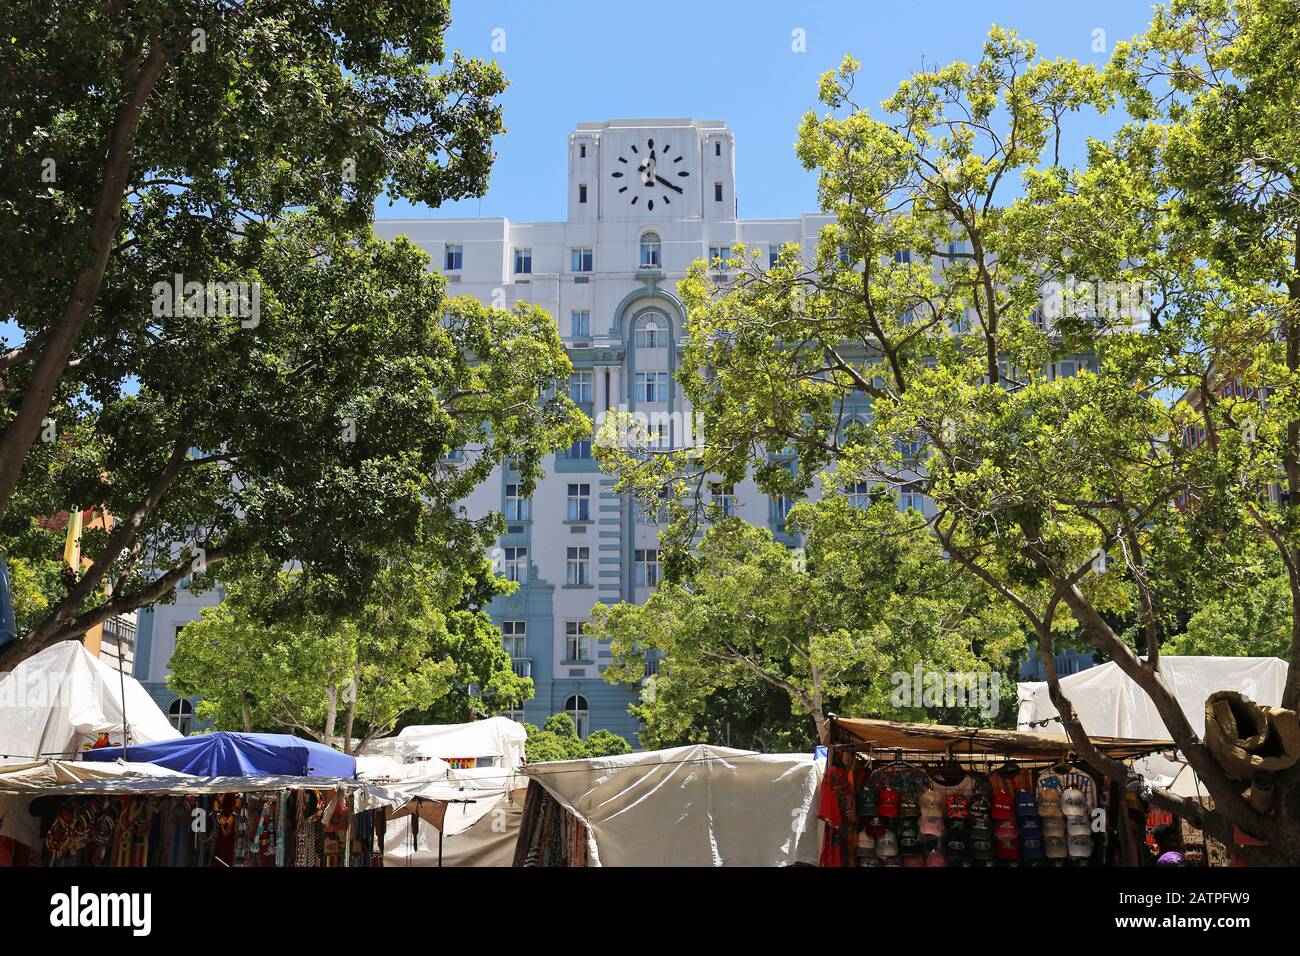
[379,0,1162,223]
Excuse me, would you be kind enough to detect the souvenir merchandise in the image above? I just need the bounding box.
[5,786,387,868]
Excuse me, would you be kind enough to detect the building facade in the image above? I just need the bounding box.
[369,119,855,740]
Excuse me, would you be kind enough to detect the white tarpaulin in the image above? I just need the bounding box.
[1016,655,1288,788]
[0,640,181,765]
[362,716,526,769]
[522,744,822,867]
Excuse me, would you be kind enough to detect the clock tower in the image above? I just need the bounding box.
[567,119,735,222]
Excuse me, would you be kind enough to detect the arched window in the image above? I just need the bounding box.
[640,232,661,268]
[634,312,667,349]
[168,697,194,735]
[564,694,590,738]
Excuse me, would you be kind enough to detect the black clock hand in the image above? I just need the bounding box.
[656,175,683,194]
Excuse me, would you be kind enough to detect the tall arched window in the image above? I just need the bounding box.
[634,312,667,349]
[565,694,590,738]
[640,232,661,268]
[168,697,194,735]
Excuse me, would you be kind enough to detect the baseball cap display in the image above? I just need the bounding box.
[824,758,1112,870]
[1045,834,1068,860]
[1068,834,1094,859]
[994,819,1019,861]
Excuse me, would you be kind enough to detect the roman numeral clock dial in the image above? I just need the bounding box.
[610,137,689,210]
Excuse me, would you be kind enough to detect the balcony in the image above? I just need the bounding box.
[511,658,532,679]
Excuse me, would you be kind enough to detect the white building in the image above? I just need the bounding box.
[368,119,855,740]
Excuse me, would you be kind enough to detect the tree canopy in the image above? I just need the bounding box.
[591,498,1024,745]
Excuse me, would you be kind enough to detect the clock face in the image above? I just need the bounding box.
[609,137,689,211]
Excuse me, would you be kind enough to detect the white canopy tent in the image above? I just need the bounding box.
[521,744,822,867]
[358,717,528,866]
[1016,655,1288,791]
[0,640,181,765]
[361,716,527,769]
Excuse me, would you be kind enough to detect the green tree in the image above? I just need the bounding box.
[522,713,634,763]
[168,542,531,754]
[0,0,505,526]
[0,214,587,670]
[589,499,1024,746]
[598,8,1300,861]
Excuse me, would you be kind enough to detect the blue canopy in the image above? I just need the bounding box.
[83,731,356,778]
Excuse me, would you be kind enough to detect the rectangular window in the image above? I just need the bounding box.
[444,244,463,271]
[847,481,871,508]
[568,370,592,403]
[566,546,591,585]
[768,245,781,267]
[513,248,532,274]
[580,143,587,158]
[715,141,722,157]
[773,495,793,522]
[634,549,661,588]
[710,481,736,517]
[578,184,588,204]
[714,182,723,202]
[708,245,732,266]
[898,486,927,513]
[571,247,593,272]
[563,439,592,460]
[565,621,589,662]
[571,310,591,339]
[505,483,530,522]
[503,546,528,583]
[634,371,670,403]
[893,250,912,264]
[502,620,527,659]
[897,438,924,462]
[566,483,591,522]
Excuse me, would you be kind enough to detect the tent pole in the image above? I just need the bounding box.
[438,827,444,868]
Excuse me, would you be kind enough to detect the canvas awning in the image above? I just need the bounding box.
[828,716,1174,761]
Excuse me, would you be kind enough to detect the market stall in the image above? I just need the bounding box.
[0,770,402,868]
[359,717,528,867]
[514,744,823,867]
[821,717,1175,867]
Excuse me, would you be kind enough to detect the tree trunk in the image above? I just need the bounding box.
[0,39,169,521]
